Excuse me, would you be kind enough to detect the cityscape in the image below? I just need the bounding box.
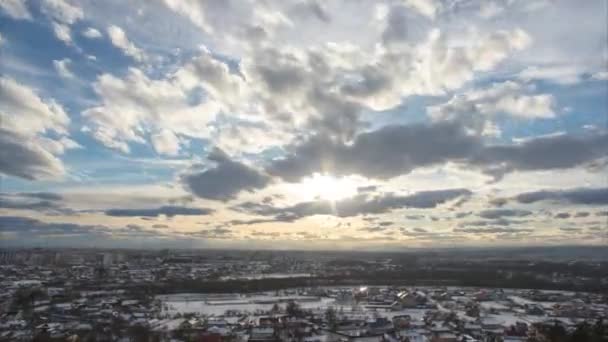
[1,248,607,341]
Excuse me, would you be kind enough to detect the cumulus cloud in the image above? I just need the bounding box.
[0,77,74,179]
[151,129,181,156]
[268,121,479,181]
[0,0,31,19]
[104,205,213,217]
[107,25,145,62]
[428,81,555,136]
[270,119,608,182]
[402,0,441,19]
[471,131,608,179]
[52,22,73,45]
[181,148,271,201]
[82,27,102,39]
[53,58,74,79]
[40,0,83,24]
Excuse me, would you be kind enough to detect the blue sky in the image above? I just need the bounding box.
[0,0,607,249]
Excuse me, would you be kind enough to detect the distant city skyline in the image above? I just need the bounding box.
[0,0,607,249]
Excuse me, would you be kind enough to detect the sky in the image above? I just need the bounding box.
[0,0,607,250]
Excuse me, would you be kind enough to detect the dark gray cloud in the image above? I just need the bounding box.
[597,211,608,216]
[0,192,73,215]
[269,120,607,182]
[471,132,608,179]
[514,187,608,205]
[477,209,532,219]
[454,227,533,234]
[18,192,63,201]
[460,218,528,227]
[357,185,378,193]
[559,227,582,232]
[227,218,279,226]
[105,205,213,217]
[234,188,471,221]
[0,216,110,236]
[181,147,271,201]
[381,4,409,45]
[268,121,479,181]
[189,227,232,239]
[555,212,571,219]
[359,226,387,233]
[0,129,65,180]
[574,212,590,218]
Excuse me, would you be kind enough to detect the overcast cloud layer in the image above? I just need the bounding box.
[0,0,606,249]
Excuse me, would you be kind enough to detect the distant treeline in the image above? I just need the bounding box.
[128,267,607,295]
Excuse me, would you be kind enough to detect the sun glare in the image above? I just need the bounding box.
[299,173,358,201]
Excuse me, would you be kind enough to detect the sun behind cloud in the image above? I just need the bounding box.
[298,173,359,202]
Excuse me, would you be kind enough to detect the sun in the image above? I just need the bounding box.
[299,173,357,201]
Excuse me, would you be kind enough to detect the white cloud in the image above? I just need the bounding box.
[0,0,31,20]
[52,22,72,45]
[518,65,582,85]
[428,81,555,135]
[83,67,219,153]
[40,0,83,24]
[107,25,145,62]
[53,58,74,79]
[82,27,102,39]
[0,76,69,136]
[592,71,608,81]
[0,77,75,179]
[402,0,441,19]
[151,129,181,156]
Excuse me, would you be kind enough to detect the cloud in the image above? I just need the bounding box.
[83,62,222,153]
[104,205,213,217]
[82,27,102,39]
[52,22,72,45]
[235,188,471,221]
[268,121,479,181]
[107,25,145,62]
[513,187,608,205]
[428,81,555,136]
[0,192,69,215]
[518,65,583,85]
[53,58,74,79]
[0,0,31,19]
[471,131,608,179]
[0,77,75,179]
[477,209,532,219]
[0,130,66,179]
[189,227,232,239]
[151,129,181,156]
[40,0,83,25]
[454,227,533,234]
[0,216,108,236]
[181,148,271,201]
[403,0,441,19]
[555,212,571,219]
